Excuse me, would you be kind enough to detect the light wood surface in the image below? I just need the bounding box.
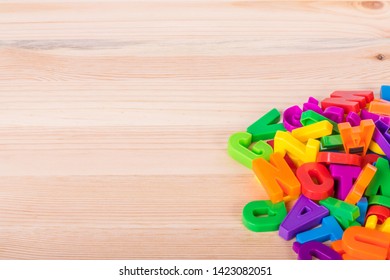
[0,1,389,259]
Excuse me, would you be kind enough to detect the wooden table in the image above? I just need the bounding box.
[0,0,389,259]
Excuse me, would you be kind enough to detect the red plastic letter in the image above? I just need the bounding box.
[297,162,334,200]
[321,91,374,113]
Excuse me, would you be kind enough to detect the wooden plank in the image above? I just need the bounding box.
[0,175,296,259]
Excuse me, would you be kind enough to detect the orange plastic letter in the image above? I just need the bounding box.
[344,164,377,205]
[369,100,390,116]
[252,153,301,204]
[330,240,361,259]
[338,119,375,156]
[342,226,390,260]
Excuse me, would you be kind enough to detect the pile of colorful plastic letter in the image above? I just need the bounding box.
[228,86,390,260]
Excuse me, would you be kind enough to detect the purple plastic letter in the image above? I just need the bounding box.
[361,109,390,125]
[346,112,361,126]
[373,119,390,158]
[279,195,329,240]
[303,97,344,123]
[323,106,344,123]
[329,164,362,200]
[293,241,342,260]
[283,105,303,131]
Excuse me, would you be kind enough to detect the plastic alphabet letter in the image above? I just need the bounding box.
[366,205,390,225]
[368,195,390,208]
[365,158,390,197]
[279,195,329,240]
[303,97,344,123]
[320,135,344,150]
[247,108,286,141]
[252,153,301,203]
[293,241,342,260]
[369,100,390,116]
[321,90,374,113]
[242,200,287,232]
[323,106,344,123]
[297,162,334,200]
[342,226,390,260]
[381,85,390,102]
[317,152,362,166]
[329,164,361,200]
[344,164,377,205]
[274,131,320,167]
[283,105,303,132]
[300,110,339,134]
[356,197,368,225]
[227,132,273,169]
[369,140,385,156]
[365,215,390,233]
[338,119,375,156]
[372,119,390,159]
[361,109,390,124]
[330,240,344,255]
[296,216,344,244]
[320,197,360,229]
[361,153,381,168]
[346,112,361,126]
[292,121,333,142]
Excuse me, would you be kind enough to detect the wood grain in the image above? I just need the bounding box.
[0,1,389,259]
